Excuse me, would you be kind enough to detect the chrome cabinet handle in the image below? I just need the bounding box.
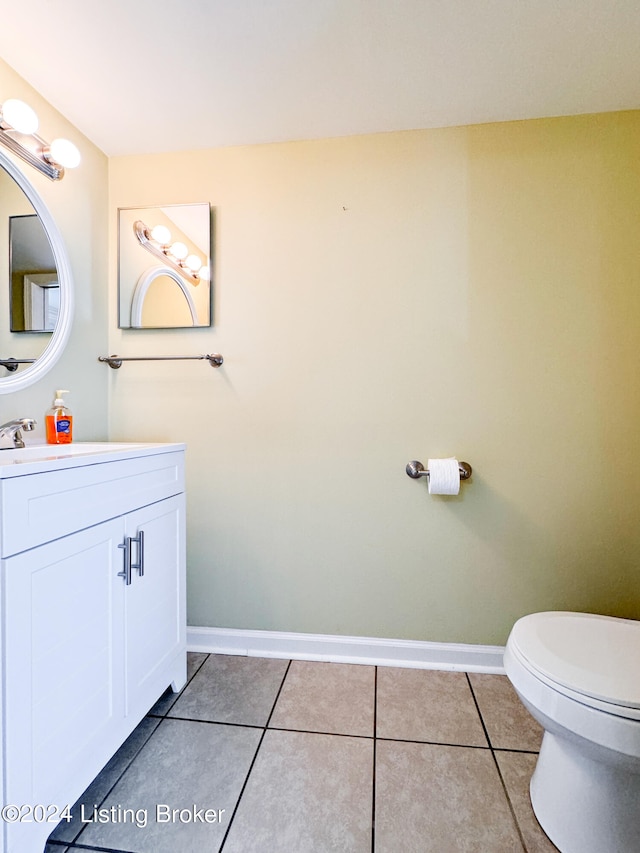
[131,530,145,578]
[117,539,132,585]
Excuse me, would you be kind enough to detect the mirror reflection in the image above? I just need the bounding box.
[10,215,59,332]
[0,164,57,373]
[118,203,212,329]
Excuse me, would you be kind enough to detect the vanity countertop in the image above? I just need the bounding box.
[0,441,186,479]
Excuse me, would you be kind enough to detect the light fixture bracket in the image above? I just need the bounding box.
[0,124,64,181]
[133,220,201,286]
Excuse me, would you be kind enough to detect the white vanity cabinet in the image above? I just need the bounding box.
[0,443,187,853]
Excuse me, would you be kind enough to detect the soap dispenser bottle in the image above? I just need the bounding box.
[45,389,73,444]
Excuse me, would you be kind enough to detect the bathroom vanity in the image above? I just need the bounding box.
[0,442,186,853]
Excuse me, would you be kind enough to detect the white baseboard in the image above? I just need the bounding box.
[187,626,505,674]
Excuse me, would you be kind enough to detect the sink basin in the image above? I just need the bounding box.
[0,442,184,477]
[0,442,142,463]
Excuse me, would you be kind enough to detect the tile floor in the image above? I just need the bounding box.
[44,653,559,852]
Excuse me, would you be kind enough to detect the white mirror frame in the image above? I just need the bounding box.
[0,148,74,393]
[130,265,199,328]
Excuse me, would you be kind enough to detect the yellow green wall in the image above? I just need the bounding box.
[3,52,638,646]
[108,111,640,645]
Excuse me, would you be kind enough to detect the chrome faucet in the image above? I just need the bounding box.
[0,418,36,449]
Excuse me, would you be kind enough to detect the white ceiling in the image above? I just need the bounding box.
[0,0,639,157]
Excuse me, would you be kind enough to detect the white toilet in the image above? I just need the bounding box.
[504,611,640,853]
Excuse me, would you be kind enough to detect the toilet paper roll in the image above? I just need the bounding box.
[427,458,460,495]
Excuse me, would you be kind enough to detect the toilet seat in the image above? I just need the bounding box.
[505,611,640,853]
[508,612,640,720]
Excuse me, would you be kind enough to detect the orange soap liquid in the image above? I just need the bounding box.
[46,413,73,444]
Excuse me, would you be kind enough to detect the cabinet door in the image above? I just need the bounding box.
[2,519,126,850]
[123,494,186,720]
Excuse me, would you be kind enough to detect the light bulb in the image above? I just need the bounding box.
[198,264,211,281]
[151,225,171,245]
[1,98,39,134]
[47,138,81,169]
[170,241,188,261]
[185,253,202,272]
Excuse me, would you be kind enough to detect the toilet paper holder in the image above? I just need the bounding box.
[406,460,472,480]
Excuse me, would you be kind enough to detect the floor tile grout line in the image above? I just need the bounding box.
[187,651,210,680]
[465,674,529,853]
[375,734,489,749]
[489,750,530,853]
[48,655,210,849]
[147,651,211,719]
[60,718,163,848]
[158,714,503,750]
[265,659,293,729]
[145,710,526,750]
[55,655,210,849]
[371,666,377,853]
[55,840,138,852]
[268,725,373,739]
[218,727,268,852]
[219,658,293,851]
[161,714,266,730]
[493,746,540,755]
[172,650,211,711]
[463,674,491,750]
[152,711,378,740]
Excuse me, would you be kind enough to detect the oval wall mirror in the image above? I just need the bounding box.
[130,265,199,328]
[0,148,73,393]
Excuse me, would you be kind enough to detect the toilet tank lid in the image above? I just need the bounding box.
[509,611,640,709]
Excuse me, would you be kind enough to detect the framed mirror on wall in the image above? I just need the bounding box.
[118,203,212,329]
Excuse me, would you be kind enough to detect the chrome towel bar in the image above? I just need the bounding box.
[99,353,223,369]
[0,358,36,372]
[406,460,472,480]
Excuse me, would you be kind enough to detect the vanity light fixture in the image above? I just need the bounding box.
[0,98,81,181]
[170,241,189,261]
[133,220,208,286]
[185,254,203,272]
